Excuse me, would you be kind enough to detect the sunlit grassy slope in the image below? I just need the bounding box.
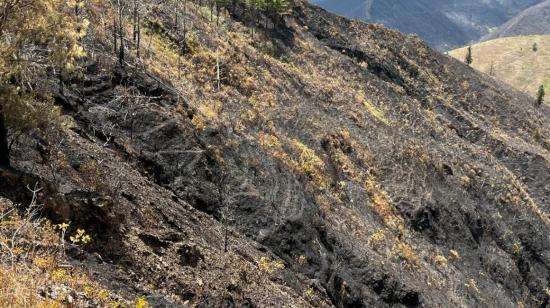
[449,35,550,98]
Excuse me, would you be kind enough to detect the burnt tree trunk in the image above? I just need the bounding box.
[133,0,138,43]
[118,0,125,65]
[0,111,10,166]
[136,13,141,58]
[113,18,118,54]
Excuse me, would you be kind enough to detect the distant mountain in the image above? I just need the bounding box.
[449,34,550,97]
[482,0,550,40]
[311,0,544,50]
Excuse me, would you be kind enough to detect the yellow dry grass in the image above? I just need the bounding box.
[365,178,406,235]
[0,199,131,307]
[449,35,550,98]
[355,91,391,125]
[393,240,420,267]
[258,132,328,190]
[0,265,61,307]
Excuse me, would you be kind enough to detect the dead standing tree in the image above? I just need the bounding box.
[216,170,234,252]
[118,0,125,64]
[216,169,260,253]
[132,0,141,58]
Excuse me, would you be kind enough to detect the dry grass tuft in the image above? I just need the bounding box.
[355,91,391,125]
[258,132,328,190]
[368,229,386,248]
[393,240,420,267]
[289,139,328,190]
[365,178,406,235]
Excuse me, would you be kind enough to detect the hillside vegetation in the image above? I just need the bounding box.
[449,35,550,97]
[1,0,550,307]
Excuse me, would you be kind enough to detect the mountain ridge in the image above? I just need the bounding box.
[311,0,544,50]
[482,0,550,41]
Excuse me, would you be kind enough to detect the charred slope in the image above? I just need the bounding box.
[2,0,550,307]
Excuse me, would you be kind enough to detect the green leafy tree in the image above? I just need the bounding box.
[245,0,290,24]
[246,0,263,20]
[269,0,291,15]
[263,0,290,28]
[536,85,545,107]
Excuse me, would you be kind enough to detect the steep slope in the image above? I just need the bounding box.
[449,34,550,96]
[483,0,550,40]
[311,0,543,50]
[1,0,550,307]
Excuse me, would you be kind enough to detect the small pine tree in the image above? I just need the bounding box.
[535,85,545,107]
[465,45,473,66]
[488,61,495,76]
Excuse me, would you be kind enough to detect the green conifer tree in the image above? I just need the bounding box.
[465,45,473,66]
[536,85,545,107]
